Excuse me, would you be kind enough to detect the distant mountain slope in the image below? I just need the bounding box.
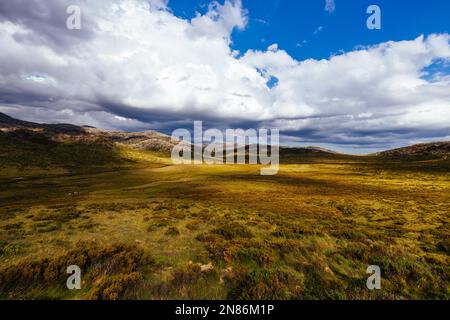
[2,112,450,166]
[1,112,344,158]
[279,146,357,164]
[0,112,178,177]
[108,131,179,153]
[0,112,85,133]
[0,130,125,176]
[0,112,177,153]
[375,142,450,158]
[0,112,33,128]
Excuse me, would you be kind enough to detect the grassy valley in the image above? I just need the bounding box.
[0,114,449,300]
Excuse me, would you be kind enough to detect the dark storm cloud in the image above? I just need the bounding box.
[0,0,95,50]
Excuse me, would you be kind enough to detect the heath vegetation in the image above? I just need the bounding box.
[0,118,449,300]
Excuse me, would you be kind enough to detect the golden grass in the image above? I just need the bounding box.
[0,153,449,299]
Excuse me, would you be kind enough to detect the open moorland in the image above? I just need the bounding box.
[0,113,449,300]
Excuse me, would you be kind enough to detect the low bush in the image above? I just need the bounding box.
[0,242,154,299]
[165,227,180,236]
[87,273,143,300]
[211,223,253,240]
[227,268,302,300]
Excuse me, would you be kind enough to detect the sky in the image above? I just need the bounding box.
[0,0,449,153]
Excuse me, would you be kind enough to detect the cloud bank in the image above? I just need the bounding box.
[0,0,449,152]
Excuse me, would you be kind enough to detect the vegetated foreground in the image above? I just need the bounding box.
[0,143,449,300]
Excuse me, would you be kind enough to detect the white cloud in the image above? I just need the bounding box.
[296,40,307,48]
[314,26,323,35]
[324,0,336,13]
[267,43,278,52]
[240,34,450,146]
[0,0,450,151]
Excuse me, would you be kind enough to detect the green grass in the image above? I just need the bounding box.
[0,138,449,300]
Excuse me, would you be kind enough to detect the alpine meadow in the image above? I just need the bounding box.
[1,0,450,303]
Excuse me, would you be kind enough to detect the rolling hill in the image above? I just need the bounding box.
[3,112,450,164]
[0,112,178,152]
[376,142,450,158]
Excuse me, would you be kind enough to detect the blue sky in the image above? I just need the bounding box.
[170,0,450,60]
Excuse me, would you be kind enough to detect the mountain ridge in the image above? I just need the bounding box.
[1,112,450,157]
[0,112,177,153]
[375,141,450,158]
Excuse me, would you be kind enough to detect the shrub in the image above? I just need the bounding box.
[301,264,347,300]
[185,220,200,231]
[227,269,302,300]
[0,242,154,298]
[165,227,180,236]
[211,223,253,240]
[437,238,450,254]
[2,222,24,230]
[237,247,275,267]
[157,263,218,299]
[87,273,143,300]
[0,241,21,256]
[147,216,171,231]
[33,207,81,224]
[172,264,203,286]
[272,225,318,238]
[336,205,354,216]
